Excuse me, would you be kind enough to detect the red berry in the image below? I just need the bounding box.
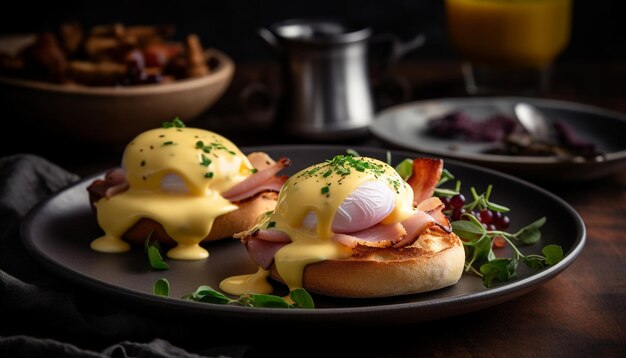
[450,194,466,209]
[451,207,465,221]
[494,214,510,230]
[479,209,493,224]
[500,215,511,229]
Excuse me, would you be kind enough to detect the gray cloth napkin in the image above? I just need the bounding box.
[0,154,249,358]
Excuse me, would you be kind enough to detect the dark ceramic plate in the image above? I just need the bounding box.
[21,146,585,326]
[370,97,626,181]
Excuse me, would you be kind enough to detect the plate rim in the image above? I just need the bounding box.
[371,96,626,164]
[19,145,586,322]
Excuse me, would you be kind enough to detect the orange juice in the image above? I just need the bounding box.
[446,0,571,69]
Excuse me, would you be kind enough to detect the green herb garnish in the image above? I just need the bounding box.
[267,221,276,228]
[181,286,315,309]
[144,233,169,271]
[321,186,330,195]
[162,141,174,146]
[200,154,212,167]
[153,278,170,297]
[162,117,185,128]
[251,168,258,173]
[195,140,236,155]
[205,172,214,178]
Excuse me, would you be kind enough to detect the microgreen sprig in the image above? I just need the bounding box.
[162,117,185,128]
[152,280,315,309]
[433,169,459,197]
[452,213,562,287]
[144,232,169,271]
[465,185,510,213]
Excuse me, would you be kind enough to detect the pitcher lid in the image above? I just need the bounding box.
[269,18,371,44]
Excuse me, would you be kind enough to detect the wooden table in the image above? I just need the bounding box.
[6,59,626,356]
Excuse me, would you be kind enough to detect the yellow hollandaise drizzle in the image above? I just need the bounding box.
[219,267,273,295]
[92,126,255,260]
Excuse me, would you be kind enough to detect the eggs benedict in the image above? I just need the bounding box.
[222,154,465,298]
[87,120,289,260]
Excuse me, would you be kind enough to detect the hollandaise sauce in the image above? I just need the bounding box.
[219,267,273,295]
[91,126,255,260]
[221,155,416,295]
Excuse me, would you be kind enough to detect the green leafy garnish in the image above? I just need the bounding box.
[394,158,413,181]
[162,117,185,128]
[183,285,231,304]
[153,278,170,297]
[289,288,315,308]
[144,233,169,271]
[451,215,562,287]
[181,286,315,309]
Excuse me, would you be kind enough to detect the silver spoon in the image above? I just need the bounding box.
[514,102,553,143]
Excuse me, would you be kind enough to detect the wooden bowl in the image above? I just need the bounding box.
[0,39,235,144]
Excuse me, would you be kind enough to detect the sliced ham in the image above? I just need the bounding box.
[226,175,287,202]
[252,229,292,243]
[242,229,292,269]
[105,182,130,198]
[87,168,129,203]
[406,158,443,206]
[222,157,291,201]
[246,152,277,170]
[416,197,443,212]
[104,168,126,186]
[332,222,406,248]
[428,208,451,233]
[392,211,435,248]
[416,196,452,232]
[244,238,289,270]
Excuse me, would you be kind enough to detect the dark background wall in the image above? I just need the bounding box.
[0,0,622,62]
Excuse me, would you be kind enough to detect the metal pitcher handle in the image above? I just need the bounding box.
[371,32,426,68]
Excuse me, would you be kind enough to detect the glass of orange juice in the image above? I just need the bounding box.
[446,0,572,95]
